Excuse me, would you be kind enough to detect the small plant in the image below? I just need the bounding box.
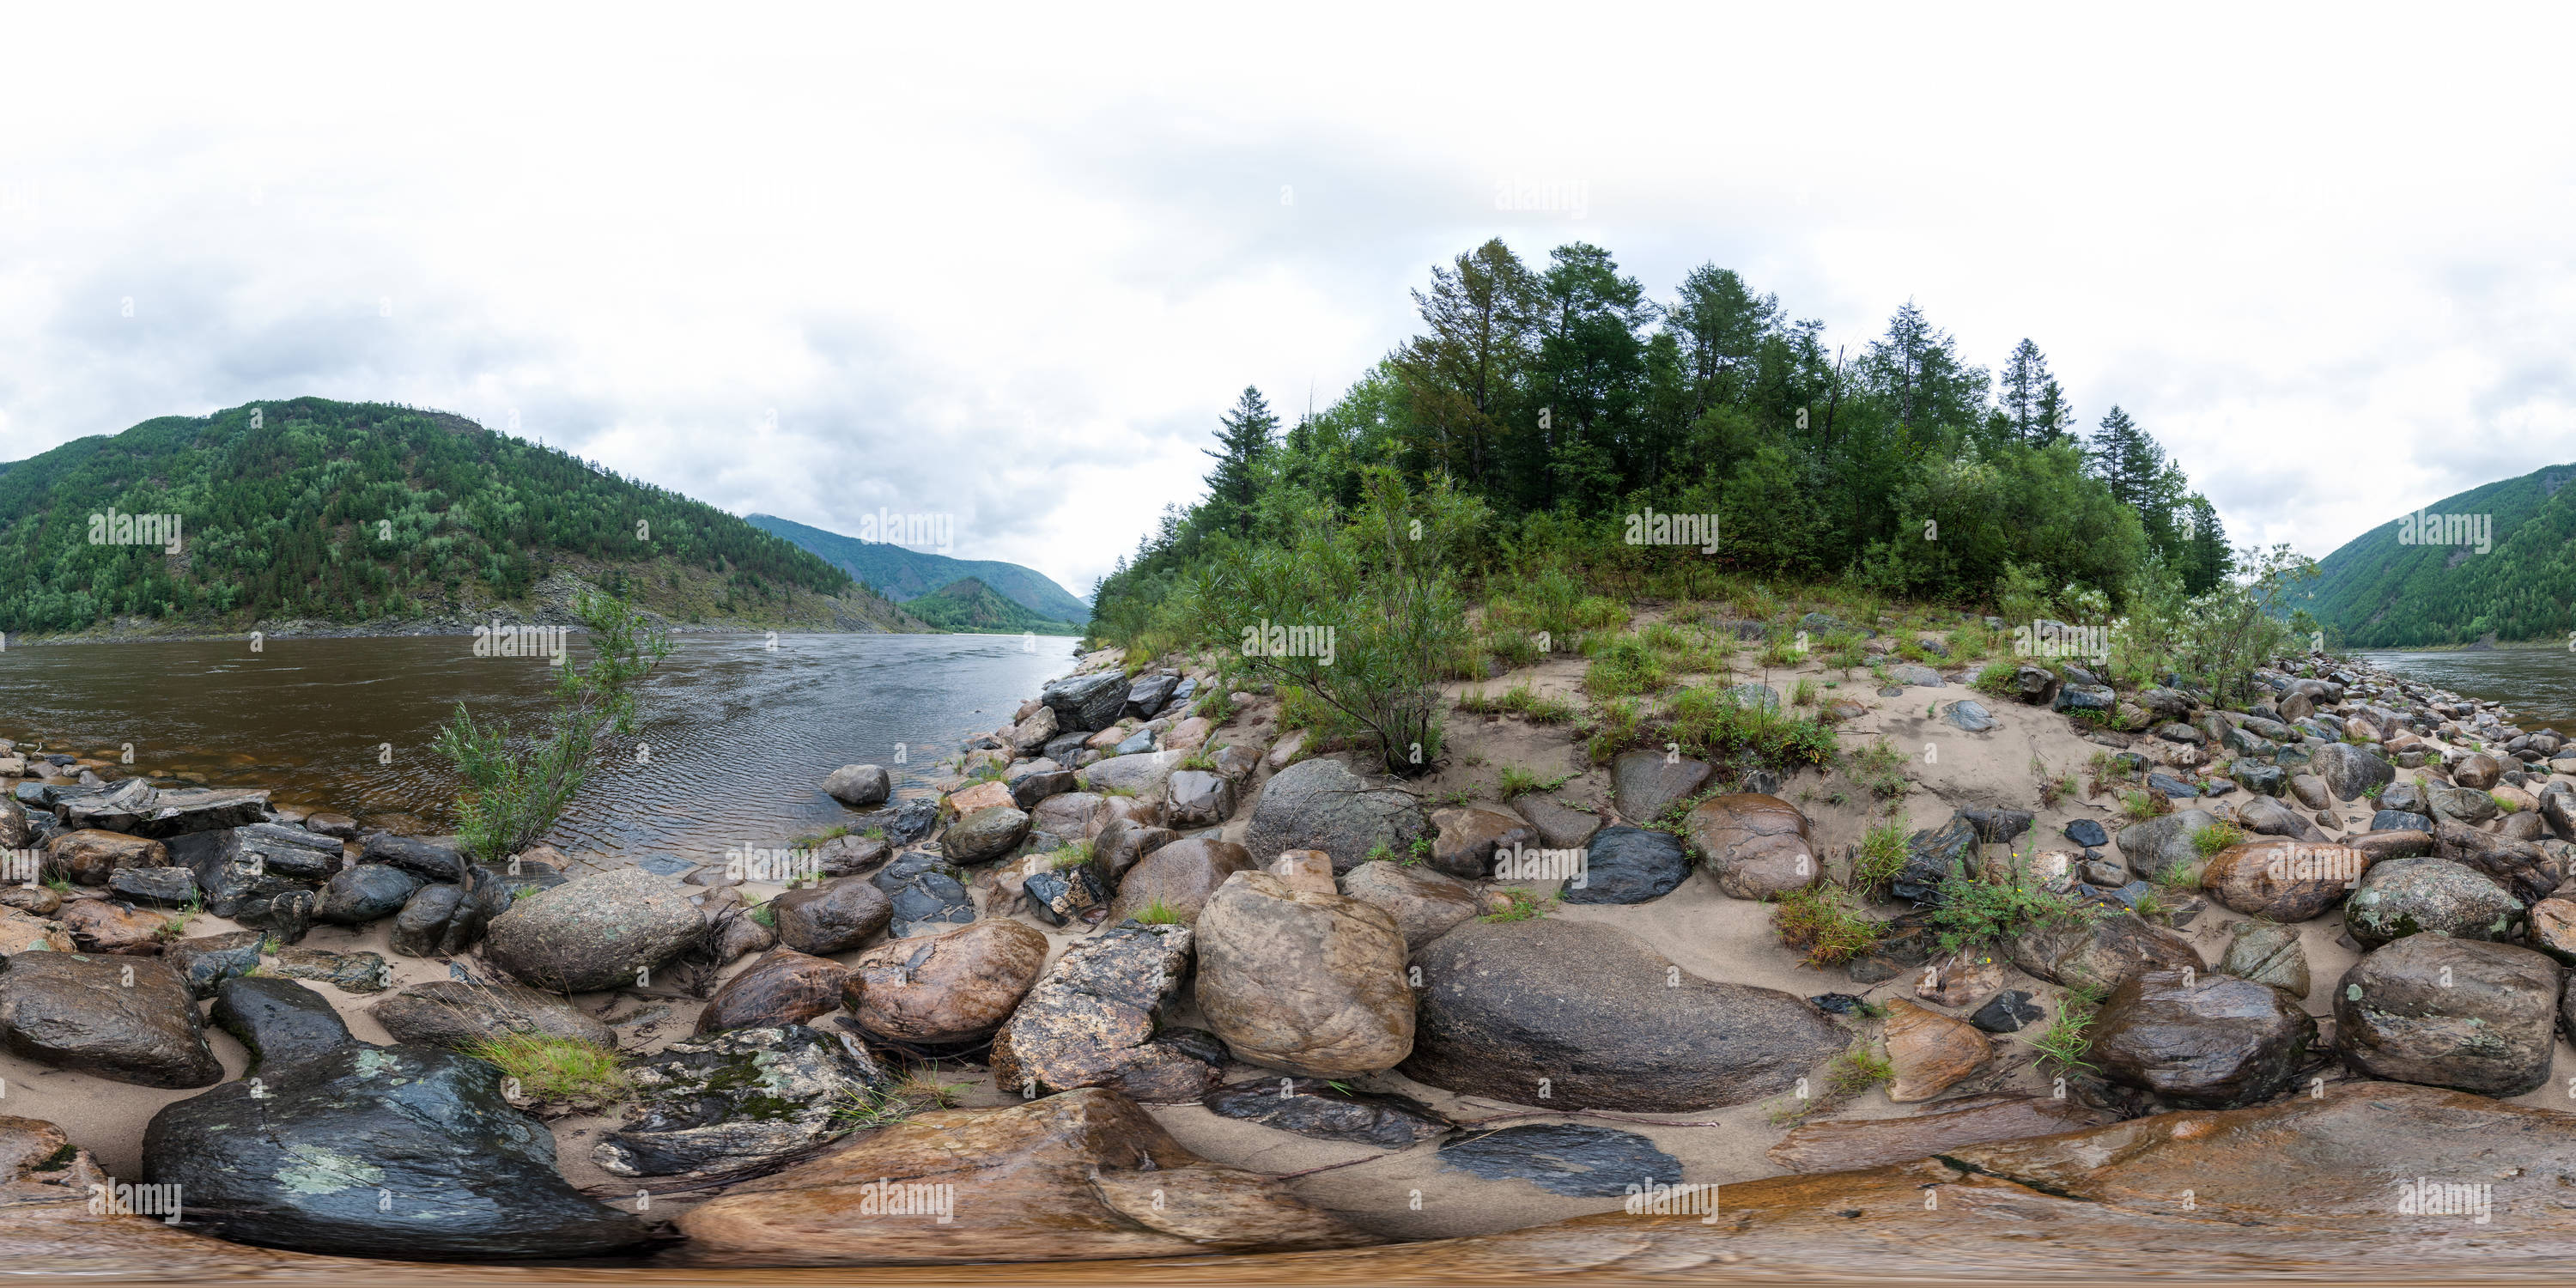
[748,901,778,927]
[1176,746,1220,773]
[2492,792,2522,814]
[862,825,886,841]
[2132,890,2171,923]
[42,875,73,895]
[2152,860,2202,893]
[2190,822,2245,856]
[1769,885,1884,966]
[1928,861,2100,955]
[1971,659,2019,695]
[1790,677,1819,707]
[1851,816,1911,889]
[153,896,205,942]
[1049,841,1096,871]
[462,1032,629,1107]
[829,1067,970,1131]
[1496,765,1571,797]
[1826,1047,1895,1097]
[2119,790,2160,822]
[1850,738,1910,800]
[2024,999,2097,1076]
[1138,898,1185,925]
[1480,888,1552,923]
[1406,835,1437,867]
[2361,781,2384,802]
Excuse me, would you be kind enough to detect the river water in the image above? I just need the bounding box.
[0,632,1074,866]
[2362,647,2576,734]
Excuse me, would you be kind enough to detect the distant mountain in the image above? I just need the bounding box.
[0,398,923,636]
[2290,460,2576,647]
[903,576,1084,635]
[747,513,1091,622]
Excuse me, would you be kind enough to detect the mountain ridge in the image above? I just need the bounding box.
[746,513,1091,622]
[2292,459,2576,648]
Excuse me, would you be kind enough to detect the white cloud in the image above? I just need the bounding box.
[4,3,2574,595]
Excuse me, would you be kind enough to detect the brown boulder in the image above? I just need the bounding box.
[57,900,166,955]
[2453,752,2503,790]
[1765,1092,2112,1172]
[1428,805,1534,881]
[844,919,1048,1044]
[769,877,892,955]
[1339,860,1479,950]
[1195,872,1414,1077]
[1685,793,1821,899]
[0,907,74,956]
[2089,969,2316,1108]
[2200,839,2366,921]
[988,922,1218,1102]
[41,831,167,887]
[1880,997,1990,1102]
[1267,849,1336,894]
[695,948,847,1035]
[1102,837,1255,927]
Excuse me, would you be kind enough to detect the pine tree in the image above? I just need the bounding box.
[2087,405,2165,511]
[1204,386,1279,537]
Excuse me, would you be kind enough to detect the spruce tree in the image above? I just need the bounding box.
[1204,386,1279,537]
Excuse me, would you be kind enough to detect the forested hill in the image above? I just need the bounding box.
[902,577,1086,635]
[0,398,921,636]
[2288,460,2576,648]
[747,513,1091,621]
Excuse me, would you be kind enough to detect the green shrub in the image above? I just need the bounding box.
[1852,816,1910,888]
[461,1033,629,1104]
[1480,888,1552,923]
[1971,659,2019,695]
[1666,685,1838,772]
[2024,999,2096,1076]
[1847,738,1910,799]
[2190,822,2245,855]
[1928,863,2099,955]
[1138,898,1184,925]
[1770,885,1883,966]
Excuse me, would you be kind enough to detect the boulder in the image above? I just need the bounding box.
[1005,763,1078,810]
[1267,848,1336,894]
[1082,750,1188,810]
[161,930,264,999]
[2342,856,2524,947]
[988,922,1222,1102]
[1028,791,1108,840]
[170,824,336,923]
[387,878,506,957]
[2009,912,2206,993]
[770,876,892,954]
[143,1004,653,1257]
[367,980,617,1050]
[2007,665,2059,705]
[2114,810,2221,881]
[850,798,941,847]
[2215,920,2309,995]
[1891,814,1979,902]
[358,832,465,884]
[821,764,891,808]
[2433,821,2561,903]
[1612,751,1712,824]
[2453,753,2504,790]
[1195,872,1413,1077]
[940,805,1030,864]
[1165,769,1235,829]
[1969,989,2045,1033]
[1401,919,1840,1110]
[2090,969,2314,1108]
[0,952,221,1087]
[1103,837,1257,927]
[1021,854,1111,927]
[210,975,355,1072]
[673,1087,1373,1264]
[41,829,168,886]
[945,781,1015,818]
[1242,756,1430,874]
[313,862,423,924]
[1880,997,1990,1102]
[59,784,268,839]
[1339,860,1480,951]
[1685,794,1820,900]
[1042,671,1130,732]
[2335,935,2559,1097]
[58,899,166,954]
[1515,796,1604,850]
[1091,817,1176,885]
[271,946,388,994]
[2308,744,2395,802]
[1437,1121,1681,1196]
[106,865,197,908]
[594,1024,887,1179]
[1561,824,1692,904]
[2431,784,2500,824]
[2199,839,2364,921]
[483,867,709,993]
[1428,805,1535,881]
[1126,673,1179,720]
[844,919,1049,1044]
[696,947,847,1035]
[1009,705,1061,755]
[2350,829,2434,863]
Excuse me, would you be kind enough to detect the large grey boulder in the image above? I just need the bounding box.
[1612,751,1712,825]
[1242,757,1431,874]
[1195,872,1414,1077]
[2115,809,2221,881]
[821,764,891,808]
[1401,919,1839,1111]
[2308,744,2395,802]
[483,867,709,993]
[2342,856,2524,947]
[2335,935,2560,1097]
[1043,671,1130,732]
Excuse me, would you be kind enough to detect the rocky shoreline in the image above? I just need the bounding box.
[6,616,2576,1279]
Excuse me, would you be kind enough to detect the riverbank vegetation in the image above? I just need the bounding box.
[1086,238,2310,775]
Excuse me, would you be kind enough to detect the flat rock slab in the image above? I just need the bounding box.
[1560,825,1692,904]
[1765,1092,2113,1172]
[1436,1123,1680,1197]
[1612,751,1712,825]
[1201,1077,1451,1148]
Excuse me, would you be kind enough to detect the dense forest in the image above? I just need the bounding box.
[0,398,869,634]
[2291,460,2576,647]
[1091,239,2233,640]
[902,577,1086,635]
[747,513,1093,622]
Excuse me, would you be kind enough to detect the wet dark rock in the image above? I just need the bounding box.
[1892,815,1978,903]
[1242,756,1431,874]
[1809,993,1869,1016]
[989,921,1220,1103]
[161,930,264,999]
[593,1024,887,1179]
[315,861,424,924]
[1127,672,1180,719]
[2217,920,2310,995]
[1201,1077,1450,1148]
[2372,810,2436,833]
[272,946,388,993]
[358,833,466,883]
[2063,818,2110,848]
[2009,912,2205,993]
[821,764,891,808]
[0,951,222,1088]
[1959,808,2034,843]
[1943,699,1996,732]
[1043,671,1130,732]
[1970,989,2044,1033]
[143,1033,653,1258]
[1023,857,1111,927]
[871,849,975,939]
[58,783,269,839]
[210,975,352,1072]
[941,805,1030,864]
[2309,744,2395,802]
[1563,824,1692,904]
[105,865,197,908]
[1005,764,1078,810]
[2090,969,2315,1108]
[694,947,846,1035]
[389,878,507,957]
[1436,1123,1680,1198]
[2116,810,2221,881]
[851,798,940,847]
[2147,772,2202,799]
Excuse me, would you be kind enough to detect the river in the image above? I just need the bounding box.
[0,631,1074,865]
[2362,646,2576,734]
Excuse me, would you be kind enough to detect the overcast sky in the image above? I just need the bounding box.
[5,7,2573,600]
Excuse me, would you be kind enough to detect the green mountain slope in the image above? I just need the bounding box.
[747,513,1091,621]
[903,576,1084,635]
[0,398,922,636]
[2289,460,2576,647]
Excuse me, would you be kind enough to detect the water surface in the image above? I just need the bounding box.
[0,632,1073,865]
[2362,647,2576,734]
